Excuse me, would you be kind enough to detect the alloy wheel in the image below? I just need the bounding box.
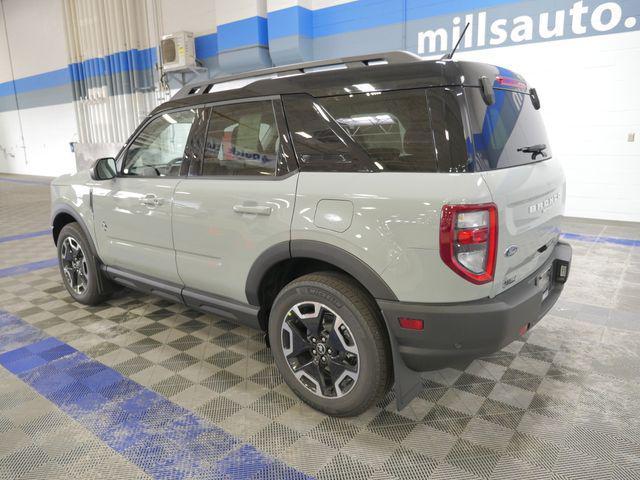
[60,236,88,295]
[281,301,359,398]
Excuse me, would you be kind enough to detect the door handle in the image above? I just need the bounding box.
[233,204,272,215]
[140,194,164,208]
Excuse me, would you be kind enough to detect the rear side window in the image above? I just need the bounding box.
[284,89,469,173]
[466,87,552,170]
[200,100,280,176]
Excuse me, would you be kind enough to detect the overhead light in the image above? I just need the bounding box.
[353,83,376,92]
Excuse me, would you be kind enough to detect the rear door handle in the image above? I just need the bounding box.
[141,194,164,208]
[233,204,272,216]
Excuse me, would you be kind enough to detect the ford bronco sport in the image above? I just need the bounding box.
[51,51,571,416]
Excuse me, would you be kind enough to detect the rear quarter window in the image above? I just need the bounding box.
[283,88,469,173]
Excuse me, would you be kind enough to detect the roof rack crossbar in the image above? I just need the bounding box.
[173,51,423,100]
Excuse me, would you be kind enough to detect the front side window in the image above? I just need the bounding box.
[122,110,196,177]
[200,101,280,176]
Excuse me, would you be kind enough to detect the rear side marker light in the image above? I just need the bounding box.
[440,203,498,285]
[398,317,424,330]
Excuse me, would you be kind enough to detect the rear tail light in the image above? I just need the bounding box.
[440,203,498,284]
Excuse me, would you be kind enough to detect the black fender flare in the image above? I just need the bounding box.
[51,205,101,261]
[245,239,398,306]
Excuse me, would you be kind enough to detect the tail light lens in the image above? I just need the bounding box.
[440,203,498,284]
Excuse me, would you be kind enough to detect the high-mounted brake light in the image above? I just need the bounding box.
[440,203,498,284]
[495,75,527,91]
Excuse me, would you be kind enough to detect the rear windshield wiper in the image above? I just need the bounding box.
[517,144,547,159]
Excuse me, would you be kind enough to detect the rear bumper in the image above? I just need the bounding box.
[378,241,572,371]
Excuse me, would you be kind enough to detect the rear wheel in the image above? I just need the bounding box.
[57,223,112,305]
[269,272,391,416]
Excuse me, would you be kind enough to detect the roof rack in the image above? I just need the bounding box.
[172,51,423,100]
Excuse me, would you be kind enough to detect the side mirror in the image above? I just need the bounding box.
[90,157,117,180]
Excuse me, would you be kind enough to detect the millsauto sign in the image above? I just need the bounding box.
[410,0,639,55]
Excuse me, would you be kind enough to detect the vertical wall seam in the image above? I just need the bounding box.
[0,0,27,167]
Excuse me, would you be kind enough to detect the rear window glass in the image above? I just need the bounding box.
[283,89,468,173]
[466,87,552,170]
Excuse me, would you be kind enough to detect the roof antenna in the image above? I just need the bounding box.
[441,22,470,60]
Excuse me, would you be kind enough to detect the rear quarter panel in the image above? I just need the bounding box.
[292,171,494,303]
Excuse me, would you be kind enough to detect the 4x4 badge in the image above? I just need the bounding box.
[505,245,518,257]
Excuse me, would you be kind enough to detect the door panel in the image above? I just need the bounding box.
[173,175,297,301]
[93,177,182,283]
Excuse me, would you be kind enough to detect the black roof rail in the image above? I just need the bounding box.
[172,50,423,100]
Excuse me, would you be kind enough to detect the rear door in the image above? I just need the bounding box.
[465,86,565,296]
[172,97,298,304]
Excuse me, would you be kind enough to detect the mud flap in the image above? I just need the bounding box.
[389,335,423,411]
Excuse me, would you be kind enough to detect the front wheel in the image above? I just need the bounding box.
[57,222,113,305]
[269,272,392,416]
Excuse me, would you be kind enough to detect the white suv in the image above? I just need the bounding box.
[51,52,572,416]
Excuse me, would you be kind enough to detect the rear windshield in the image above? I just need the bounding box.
[465,87,552,170]
[282,88,469,173]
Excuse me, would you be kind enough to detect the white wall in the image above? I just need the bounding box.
[457,31,640,222]
[0,0,76,175]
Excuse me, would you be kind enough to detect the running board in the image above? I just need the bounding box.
[102,266,260,330]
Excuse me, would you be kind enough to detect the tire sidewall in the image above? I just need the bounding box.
[269,278,384,416]
[57,224,100,303]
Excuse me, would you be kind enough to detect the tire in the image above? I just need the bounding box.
[269,271,392,416]
[57,222,113,305]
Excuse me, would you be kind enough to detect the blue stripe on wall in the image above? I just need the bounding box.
[195,32,219,59]
[268,6,314,39]
[0,0,526,98]
[1,0,638,101]
[218,16,269,51]
[68,48,157,83]
[0,310,310,480]
[310,0,520,38]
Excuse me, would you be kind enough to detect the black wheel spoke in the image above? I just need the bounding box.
[329,353,358,375]
[285,322,311,358]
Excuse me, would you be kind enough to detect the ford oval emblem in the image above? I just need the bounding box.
[505,245,519,257]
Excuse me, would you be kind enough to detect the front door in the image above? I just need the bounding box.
[172,98,298,304]
[93,109,197,284]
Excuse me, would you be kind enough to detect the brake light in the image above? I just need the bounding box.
[440,203,498,284]
[496,75,527,91]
